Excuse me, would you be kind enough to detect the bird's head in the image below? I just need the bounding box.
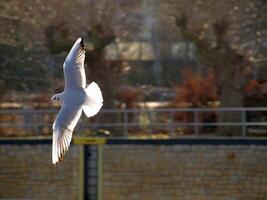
[50,93,62,103]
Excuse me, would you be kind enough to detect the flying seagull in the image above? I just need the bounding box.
[51,37,103,165]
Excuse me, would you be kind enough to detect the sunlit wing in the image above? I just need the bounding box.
[52,104,82,164]
[63,37,86,90]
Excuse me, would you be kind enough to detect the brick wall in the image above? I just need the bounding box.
[1,139,267,200]
[102,143,267,200]
[0,144,80,200]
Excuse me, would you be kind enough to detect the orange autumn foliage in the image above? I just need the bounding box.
[172,69,218,108]
[245,79,267,106]
[169,69,218,131]
[245,80,261,97]
[117,86,142,109]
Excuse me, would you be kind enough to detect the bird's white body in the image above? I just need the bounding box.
[51,37,103,165]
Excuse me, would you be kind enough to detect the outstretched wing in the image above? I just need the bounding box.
[52,104,82,164]
[63,37,86,90]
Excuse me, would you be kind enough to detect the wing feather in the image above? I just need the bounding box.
[64,37,86,90]
[52,104,82,165]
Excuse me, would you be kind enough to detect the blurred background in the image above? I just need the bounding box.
[1,1,267,200]
[0,0,266,137]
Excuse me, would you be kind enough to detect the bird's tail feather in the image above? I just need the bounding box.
[83,82,103,117]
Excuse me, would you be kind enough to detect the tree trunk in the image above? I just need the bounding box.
[216,59,246,136]
[218,86,244,136]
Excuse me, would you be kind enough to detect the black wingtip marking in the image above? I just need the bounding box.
[80,36,85,49]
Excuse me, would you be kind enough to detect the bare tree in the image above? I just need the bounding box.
[176,15,251,135]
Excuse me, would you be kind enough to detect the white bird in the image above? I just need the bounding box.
[50,37,103,165]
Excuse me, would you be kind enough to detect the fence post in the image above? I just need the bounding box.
[34,113,39,135]
[194,110,199,135]
[23,111,32,135]
[168,111,174,137]
[123,109,128,136]
[241,109,247,137]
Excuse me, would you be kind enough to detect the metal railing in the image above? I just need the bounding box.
[0,107,267,137]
